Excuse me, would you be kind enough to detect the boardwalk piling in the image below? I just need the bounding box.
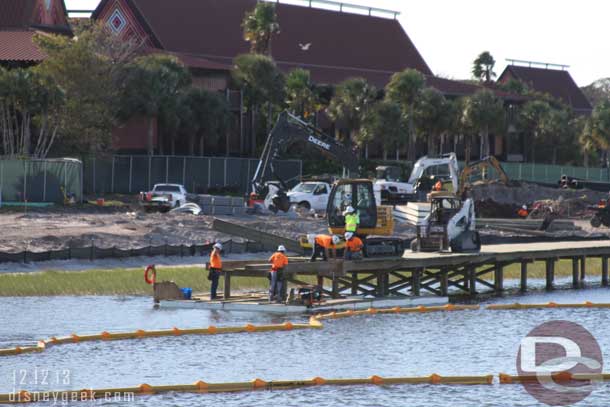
[520,261,528,292]
[602,257,609,287]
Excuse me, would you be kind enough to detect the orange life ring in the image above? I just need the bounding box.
[144,265,156,285]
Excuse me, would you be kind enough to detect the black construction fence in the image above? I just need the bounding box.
[83,155,302,195]
[0,158,83,203]
[0,239,265,265]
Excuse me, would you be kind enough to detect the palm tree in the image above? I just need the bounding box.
[285,68,319,120]
[232,53,285,155]
[361,100,406,160]
[518,100,551,163]
[461,89,505,159]
[179,88,232,156]
[385,69,425,161]
[412,87,451,156]
[119,54,191,155]
[472,51,496,83]
[242,2,280,56]
[327,77,377,149]
[585,101,610,167]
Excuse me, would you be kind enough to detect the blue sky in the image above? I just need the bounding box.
[65,0,607,86]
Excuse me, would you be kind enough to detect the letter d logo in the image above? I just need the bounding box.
[517,320,603,406]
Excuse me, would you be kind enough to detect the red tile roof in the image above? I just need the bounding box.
[0,30,46,62]
[94,0,432,87]
[0,0,37,28]
[498,65,592,112]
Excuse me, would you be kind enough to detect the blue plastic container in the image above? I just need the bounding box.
[181,288,192,300]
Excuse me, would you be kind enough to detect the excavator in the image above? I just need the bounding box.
[249,111,359,213]
[458,156,510,195]
[251,111,402,256]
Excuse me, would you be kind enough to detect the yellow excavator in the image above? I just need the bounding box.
[458,156,510,195]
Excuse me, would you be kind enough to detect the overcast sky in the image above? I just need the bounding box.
[65,0,606,86]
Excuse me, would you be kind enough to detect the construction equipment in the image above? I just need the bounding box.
[375,153,460,204]
[326,179,403,257]
[410,192,481,253]
[250,111,359,213]
[589,198,610,228]
[458,156,509,195]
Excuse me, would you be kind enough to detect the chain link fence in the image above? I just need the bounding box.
[83,155,302,195]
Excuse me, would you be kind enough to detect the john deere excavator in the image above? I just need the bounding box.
[249,111,359,213]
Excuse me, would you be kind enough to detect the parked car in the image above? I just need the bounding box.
[287,182,331,211]
[139,184,187,212]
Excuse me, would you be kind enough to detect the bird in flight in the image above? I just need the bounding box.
[299,43,312,51]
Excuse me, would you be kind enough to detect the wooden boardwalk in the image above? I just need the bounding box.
[220,240,610,298]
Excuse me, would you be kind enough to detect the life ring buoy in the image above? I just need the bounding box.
[144,265,156,285]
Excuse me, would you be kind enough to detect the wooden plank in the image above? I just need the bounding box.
[212,218,304,254]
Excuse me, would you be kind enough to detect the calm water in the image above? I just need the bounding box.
[1,288,610,406]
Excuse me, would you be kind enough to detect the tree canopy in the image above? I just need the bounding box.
[472,51,496,83]
[242,2,280,56]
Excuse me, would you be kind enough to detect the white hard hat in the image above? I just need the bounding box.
[345,206,355,214]
[213,243,223,250]
[344,232,354,240]
[277,245,286,252]
[522,205,527,210]
[332,235,341,245]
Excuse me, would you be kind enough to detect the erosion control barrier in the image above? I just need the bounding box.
[486,302,610,310]
[0,374,494,404]
[5,302,610,358]
[0,322,317,357]
[311,304,480,321]
[499,372,610,384]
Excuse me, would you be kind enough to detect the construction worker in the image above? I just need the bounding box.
[344,232,364,260]
[268,245,289,302]
[309,234,341,262]
[517,204,529,218]
[343,205,359,233]
[208,242,223,300]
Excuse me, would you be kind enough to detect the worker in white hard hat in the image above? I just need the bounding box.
[517,204,529,218]
[343,205,360,234]
[207,242,223,300]
[310,234,341,262]
[268,245,289,302]
[344,232,364,261]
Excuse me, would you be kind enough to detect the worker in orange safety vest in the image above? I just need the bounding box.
[207,242,223,300]
[268,245,289,302]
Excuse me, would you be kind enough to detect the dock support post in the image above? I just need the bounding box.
[440,267,448,297]
[412,269,421,296]
[545,259,555,291]
[572,257,579,288]
[376,272,389,297]
[520,261,528,292]
[332,273,339,299]
[468,266,476,295]
[494,263,504,294]
[351,272,358,295]
[580,256,586,281]
[223,272,231,299]
[602,256,609,287]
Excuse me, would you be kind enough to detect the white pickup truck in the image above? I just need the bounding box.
[139,184,187,212]
[286,181,331,211]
